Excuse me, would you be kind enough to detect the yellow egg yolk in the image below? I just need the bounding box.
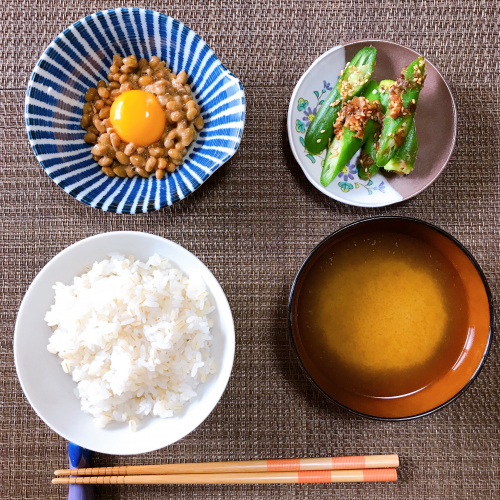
[110,90,166,146]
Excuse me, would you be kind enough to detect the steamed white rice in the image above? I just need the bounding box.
[44,253,217,430]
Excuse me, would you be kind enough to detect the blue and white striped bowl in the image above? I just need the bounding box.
[25,8,246,213]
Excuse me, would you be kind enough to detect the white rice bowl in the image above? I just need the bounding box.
[44,253,217,431]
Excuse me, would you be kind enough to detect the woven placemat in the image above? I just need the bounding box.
[1,0,498,499]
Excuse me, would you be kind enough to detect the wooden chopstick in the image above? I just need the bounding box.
[53,468,397,485]
[54,455,399,476]
[55,454,399,476]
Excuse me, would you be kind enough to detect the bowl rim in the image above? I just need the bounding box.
[287,39,458,208]
[14,231,236,453]
[24,7,246,213]
[287,216,494,421]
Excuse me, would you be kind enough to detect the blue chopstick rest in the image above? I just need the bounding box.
[67,442,94,500]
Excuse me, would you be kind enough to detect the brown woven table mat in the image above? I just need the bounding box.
[1,0,499,498]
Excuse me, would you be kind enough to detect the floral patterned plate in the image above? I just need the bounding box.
[287,40,457,207]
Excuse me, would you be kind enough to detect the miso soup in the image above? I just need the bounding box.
[295,231,469,405]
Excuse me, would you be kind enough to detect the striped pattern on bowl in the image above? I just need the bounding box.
[25,8,246,213]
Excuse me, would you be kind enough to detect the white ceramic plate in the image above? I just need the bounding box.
[287,40,457,207]
[14,232,235,455]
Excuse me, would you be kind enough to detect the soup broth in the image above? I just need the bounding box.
[296,231,469,402]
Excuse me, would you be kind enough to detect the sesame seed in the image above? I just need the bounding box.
[316,139,321,143]
[321,130,325,133]
[412,99,415,104]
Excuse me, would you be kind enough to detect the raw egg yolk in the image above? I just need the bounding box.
[110,90,166,146]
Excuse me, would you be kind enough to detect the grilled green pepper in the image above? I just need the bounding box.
[376,57,426,166]
[384,121,418,175]
[357,79,391,180]
[358,78,419,178]
[378,79,394,114]
[357,131,380,180]
[304,47,377,155]
[320,80,382,187]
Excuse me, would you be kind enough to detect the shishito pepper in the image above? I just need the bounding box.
[383,121,418,175]
[356,80,386,179]
[357,129,380,180]
[358,79,419,179]
[376,57,426,167]
[320,80,383,187]
[304,47,377,155]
